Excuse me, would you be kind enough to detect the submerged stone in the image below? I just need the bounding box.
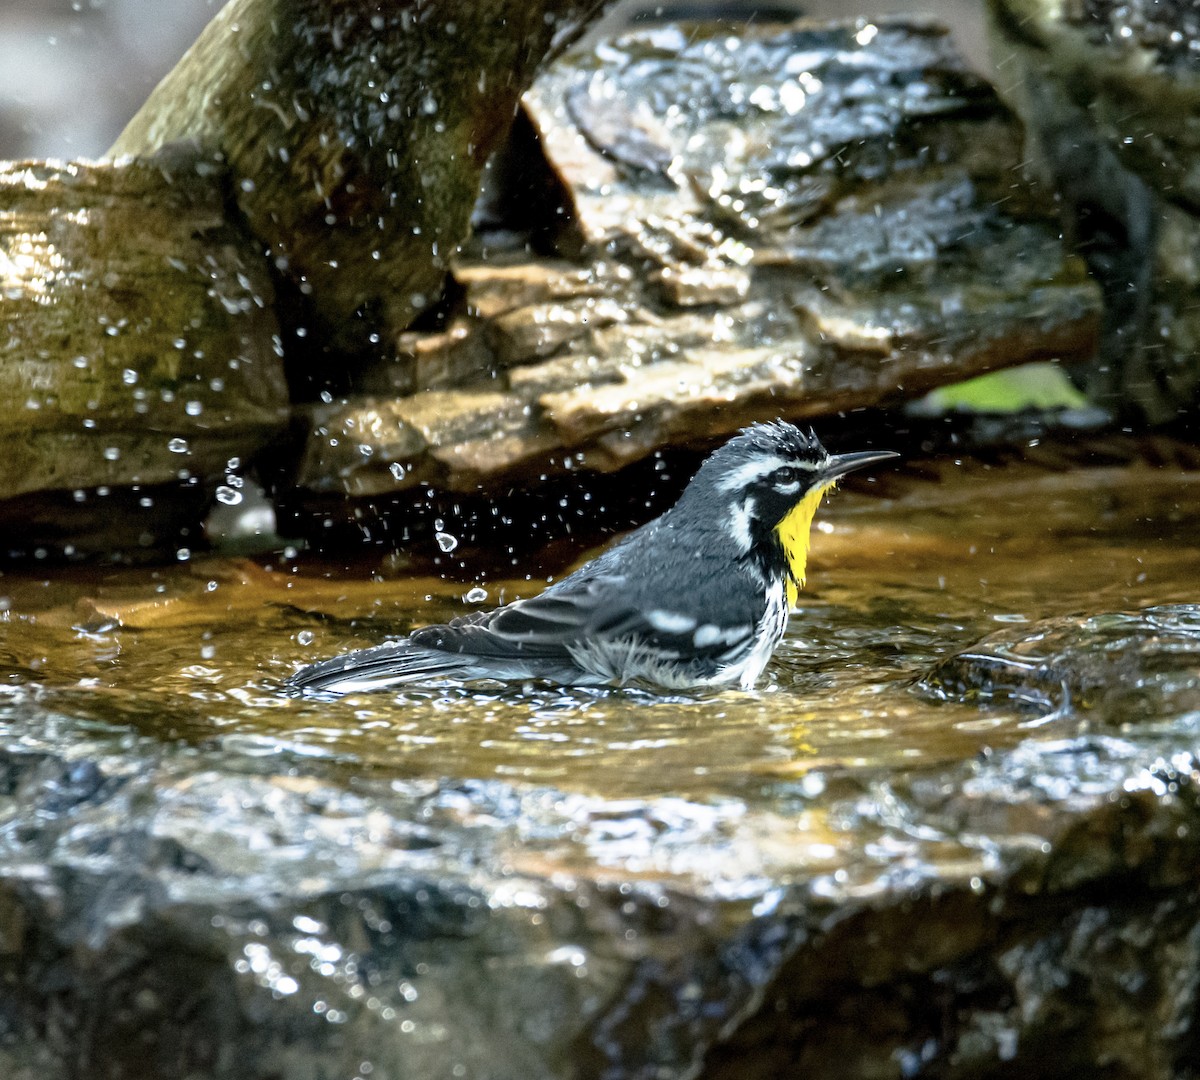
[919,605,1200,723]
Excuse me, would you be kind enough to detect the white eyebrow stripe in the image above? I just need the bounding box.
[715,454,822,492]
[716,455,789,492]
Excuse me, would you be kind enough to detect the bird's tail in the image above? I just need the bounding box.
[287,640,472,695]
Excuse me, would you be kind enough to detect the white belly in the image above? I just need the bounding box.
[724,578,790,690]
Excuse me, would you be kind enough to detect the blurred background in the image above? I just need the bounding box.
[0,0,988,160]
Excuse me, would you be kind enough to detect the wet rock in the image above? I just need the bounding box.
[288,19,1100,512]
[0,690,1199,1077]
[918,604,1200,722]
[0,158,287,560]
[109,0,613,361]
[988,0,1200,424]
[2,464,1200,1076]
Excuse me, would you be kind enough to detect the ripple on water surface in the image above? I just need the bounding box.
[0,463,1198,809]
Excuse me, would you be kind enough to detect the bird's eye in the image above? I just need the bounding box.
[772,466,800,486]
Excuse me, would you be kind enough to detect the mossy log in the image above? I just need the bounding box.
[0,0,611,560]
[109,0,612,362]
[0,158,287,559]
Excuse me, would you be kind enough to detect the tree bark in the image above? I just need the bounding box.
[110,0,613,364]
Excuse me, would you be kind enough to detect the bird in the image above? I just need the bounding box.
[289,421,897,694]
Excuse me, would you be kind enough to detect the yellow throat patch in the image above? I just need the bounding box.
[774,482,835,607]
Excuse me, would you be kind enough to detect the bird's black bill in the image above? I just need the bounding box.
[820,449,900,483]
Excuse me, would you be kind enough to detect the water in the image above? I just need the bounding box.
[1,458,1198,1080]
[1,458,1196,804]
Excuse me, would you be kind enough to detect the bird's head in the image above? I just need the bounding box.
[680,421,897,598]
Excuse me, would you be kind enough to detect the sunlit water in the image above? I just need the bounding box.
[1,461,1197,806]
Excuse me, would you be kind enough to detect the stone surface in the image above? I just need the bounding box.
[288,19,1100,507]
[0,663,1198,1078]
[0,157,288,559]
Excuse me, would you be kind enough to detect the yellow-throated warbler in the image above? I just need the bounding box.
[290,421,897,694]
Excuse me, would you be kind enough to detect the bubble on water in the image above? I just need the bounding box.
[215,485,243,506]
[168,437,189,454]
[465,587,488,603]
[435,531,458,553]
[297,630,315,646]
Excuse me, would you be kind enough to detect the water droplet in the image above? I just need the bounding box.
[103,446,121,461]
[122,368,138,385]
[435,531,458,553]
[215,485,243,506]
[297,630,315,646]
[176,547,191,562]
[168,437,189,454]
[185,401,203,417]
[465,587,488,603]
[389,462,406,481]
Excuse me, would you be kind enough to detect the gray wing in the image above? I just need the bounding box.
[411,567,758,673]
[290,525,770,692]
